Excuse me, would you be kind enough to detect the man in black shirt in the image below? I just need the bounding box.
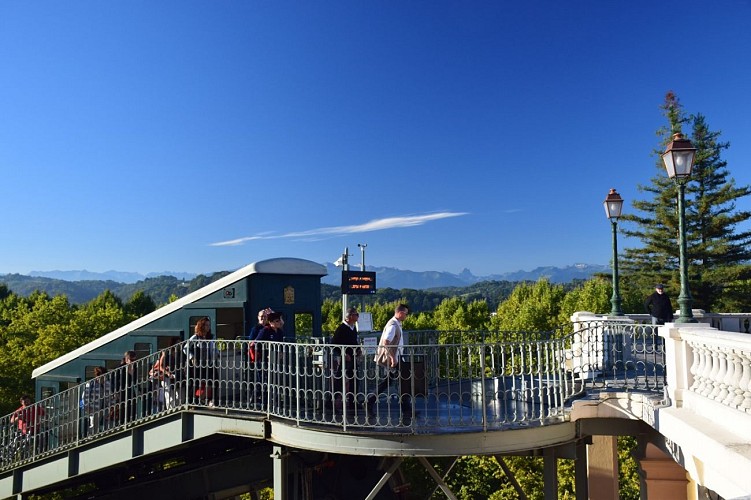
[332,307,360,412]
[645,284,674,325]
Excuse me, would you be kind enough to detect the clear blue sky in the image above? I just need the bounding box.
[2,1,751,277]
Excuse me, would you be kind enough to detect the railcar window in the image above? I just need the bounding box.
[157,336,181,350]
[41,386,54,399]
[105,359,121,371]
[217,308,243,340]
[84,365,104,381]
[61,381,78,392]
[296,312,313,340]
[134,342,151,359]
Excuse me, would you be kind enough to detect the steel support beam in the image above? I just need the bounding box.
[417,456,458,500]
[496,456,528,500]
[364,458,402,500]
[429,457,459,499]
[543,447,558,500]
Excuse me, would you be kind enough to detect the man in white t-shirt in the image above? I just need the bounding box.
[367,304,413,421]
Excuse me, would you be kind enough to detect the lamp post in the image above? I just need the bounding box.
[662,132,697,323]
[336,247,351,321]
[358,243,367,312]
[604,188,624,316]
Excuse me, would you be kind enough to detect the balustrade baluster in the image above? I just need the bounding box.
[722,349,742,407]
[738,351,751,412]
[689,341,703,393]
[702,349,720,398]
[713,350,729,402]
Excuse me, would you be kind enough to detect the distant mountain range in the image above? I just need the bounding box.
[0,263,609,305]
[321,263,610,289]
[16,262,609,290]
[27,269,197,283]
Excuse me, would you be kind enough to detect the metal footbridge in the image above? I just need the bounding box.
[0,319,697,499]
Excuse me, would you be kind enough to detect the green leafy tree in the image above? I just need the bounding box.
[295,312,313,338]
[73,290,128,344]
[433,297,490,331]
[0,292,74,412]
[621,91,751,311]
[409,310,437,330]
[124,290,157,319]
[431,297,490,344]
[0,283,11,301]
[321,298,342,333]
[558,276,612,324]
[491,279,565,334]
[618,437,641,500]
[559,275,646,322]
[0,289,132,414]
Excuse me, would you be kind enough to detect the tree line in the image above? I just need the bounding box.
[0,272,233,305]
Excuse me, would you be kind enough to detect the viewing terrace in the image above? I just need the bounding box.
[2,312,751,499]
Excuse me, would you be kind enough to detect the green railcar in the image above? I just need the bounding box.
[31,257,327,400]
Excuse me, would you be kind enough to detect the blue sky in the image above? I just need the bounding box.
[2,1,751,277]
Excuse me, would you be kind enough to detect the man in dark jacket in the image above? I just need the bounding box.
[248,308,273,340]
[331,307,361,412]
[645,284,674,325]
[253,312,286,409]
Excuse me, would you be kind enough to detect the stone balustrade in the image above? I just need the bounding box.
[661,324,751,415]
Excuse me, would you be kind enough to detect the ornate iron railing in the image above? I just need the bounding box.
[0,320,666,470]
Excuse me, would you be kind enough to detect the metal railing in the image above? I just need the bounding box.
[0,321,665,470]
[566,319,666,392]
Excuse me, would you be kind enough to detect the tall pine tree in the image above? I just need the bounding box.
[621,92,751,311]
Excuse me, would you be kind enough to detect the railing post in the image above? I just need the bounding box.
[659,324,703,406]
[76,385,83,443]
[480,344,487,432]
[295,344,302,426]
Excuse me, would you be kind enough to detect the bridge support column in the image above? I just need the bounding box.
[637,443,688,500]
[543,447,558,500]
[272,446,288,500]
[587,435,618,500]
[574,439,588,500]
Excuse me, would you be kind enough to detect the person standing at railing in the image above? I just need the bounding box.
[9,395,45,457]
[150,340,177,411]
[368,304,413,421]
[186,317,217,406]
[117,351,140,424]
[332,307,362,414]
[254,312,286,409]
[81,366,113,437]
[248,308,273,340]
[645,284,674,325]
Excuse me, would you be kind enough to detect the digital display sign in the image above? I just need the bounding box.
[341,270,377,295]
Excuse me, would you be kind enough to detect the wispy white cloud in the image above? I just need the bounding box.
[209,212,468,247]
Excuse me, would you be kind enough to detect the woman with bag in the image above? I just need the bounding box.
[149,342,177,412]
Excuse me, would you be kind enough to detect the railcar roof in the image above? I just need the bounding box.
[31,257,327,379]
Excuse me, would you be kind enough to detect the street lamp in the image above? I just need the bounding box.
[604,188,624,316]
[662,132,697,323]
